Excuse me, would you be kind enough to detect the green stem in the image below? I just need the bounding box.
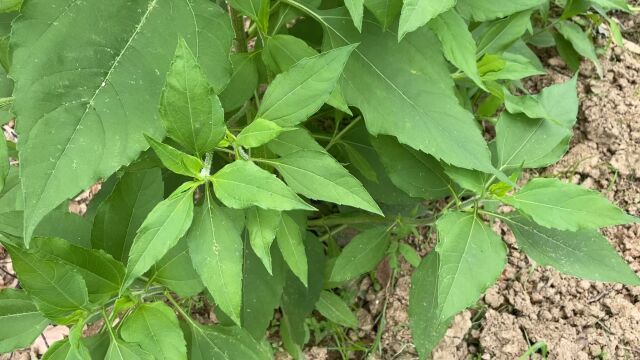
[101,308,117,340]
[318,224,348,242]
[326,116,361,150]
[307,213,435,227]
[166,292,200,329]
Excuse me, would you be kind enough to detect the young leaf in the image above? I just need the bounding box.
[409,252,453,359]
[554,20,602,76]
[481,51,546,81]
[0,289,49,353]
[475,11,533,57]
[149,237,204,297]
[456,0,546,21]
[105,338,153,360]
[185,324,271,360]
[220,53,260,112]
[371,135,451,200]
[319,8,495,173]
[211,160,315,211]
[31,237,125,304]
[276,213,308,287]
[160,39,226,157]
[345,0,364,31]
[263,150,382,215]
[246,207,281,274]
[145,135,204,178]
[507,215,640,285]
[428,9,485,89]
[236,118,290,148]
[442,164,490,195]
[495,112,572,170]
[186,187,243,325]
[120,302,187,360]
[13,0,232,244]
[256,44,357,127]
[398,0,455,41]
[92,169,164,262]
[124,183,196,289]
[315,291,358,328]
[502,178,638,231]
[329,226,390,282]
[434,212,507,319]
[504,76,578,128]
[5,244,89,323]
[398,243,421,267]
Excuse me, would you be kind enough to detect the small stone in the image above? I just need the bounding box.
[579,280,591,290]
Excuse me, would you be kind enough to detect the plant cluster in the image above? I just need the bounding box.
[0,0,639,359]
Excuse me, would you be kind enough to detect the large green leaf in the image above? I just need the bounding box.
[554,20,601,76]
[456,0,546,21]
[12,0,232,243]
[120,302,187,360]
[344,0,364,31]
[363,0,402,30]
[504,76,578,128]
[371,135,451,200]
[31,237,125,304]
[329,226,390,282]
[475,11,533,57]
[434,212,507,319]
[256,44,356,127]
[495,112,571,170]
[5,244,89,323]
[42,338,90,360]
[276,212,308,287]
[92,169,164,262]
[186,187,243,325]
[429,9,484,89]
[150,237,204,297]
[507,215,640,285]
[0,0,21,13]
[211,160,314,211]
[315,291,358,328]
[246,207,281,274]
[261,150,382,214]
[186,323,271,360]
[124,183,196,288]
[502,178,638,231]
[409,252,452,360]
[262,35,317,74]
[160,39,226,157]
[398,0,454,41]
[105,338,153,360]
[220,53,259,112]
[313,7,495,173]
[0,289,49,353]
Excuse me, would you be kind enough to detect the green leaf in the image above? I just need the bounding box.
[246,207,281,274]
[236,118,290,148]
[315,291,358,327]
[344,0,364,31]
[480,51,546,81]
[398,243,421,267]
[256,44,357,127]
[371,135,451,200]
[434,212,507,319]
[554,20,601,76]
[0,289,49,353]
[31,237,125,304]
[442,164,490,195]
[0,138,7,193]
[12,0,232,244]
[590,0,631,11]
[456,0,546,21]
[318,8,495,173]
[150,237,204,297]
[398,0,455,41]
[329,226,390,282]
[145,135,204,178]
[120,302,187,360]
[220,53,260,112]
[124,183,196,289]
[507,215,640,285]
[475,11,533,57]
[553,31,582,72]
[340,142,377,182]
[227,0,263,23]
[5,244,89,323]
[105,338,153,360]
[160,39,226,157]
[267,127,327,155]
[504,76,578,128]
[276,213,308,287]
[0,0,21,13]
[263,150,382,214]
[92,169,164,263]
[186,323,271,360]
[186,187,243,325]
[262,35,317,74]
[241,233,286,339]
[364,0,402,30]
[502,178,638,231]
[42,338,90,360]
[429,9,484,89]
[495,112,572,170]
[409,252,452,359]
[211,160,314,211]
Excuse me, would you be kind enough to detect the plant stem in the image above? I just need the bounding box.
[166,291,200,329]
[229,6,248,53]
[326,116,361,150]
[101,308,116,340]
[307,213,435,227]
